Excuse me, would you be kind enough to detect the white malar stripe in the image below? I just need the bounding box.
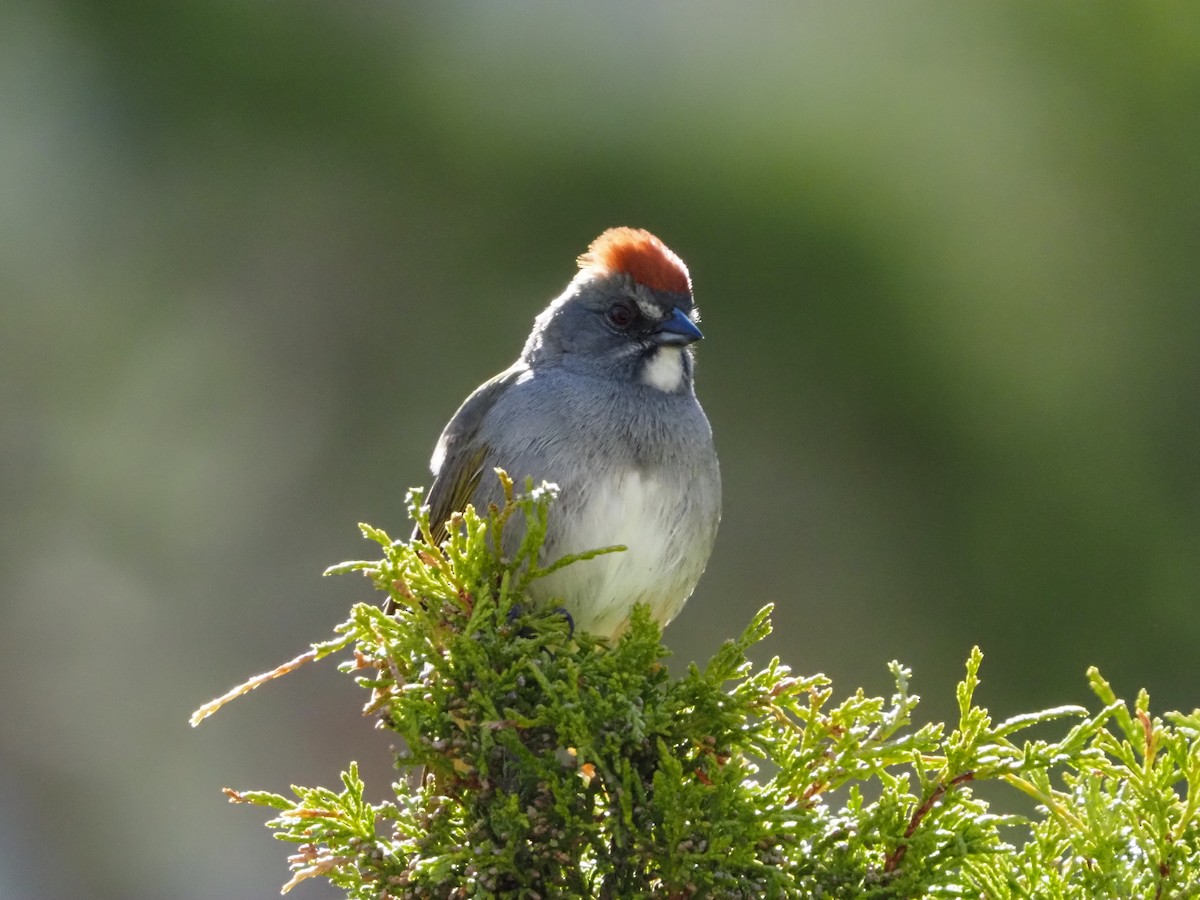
[641,346,684,392]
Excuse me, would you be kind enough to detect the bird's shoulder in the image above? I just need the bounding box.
[423,361,528,542]
[433,363,529,460]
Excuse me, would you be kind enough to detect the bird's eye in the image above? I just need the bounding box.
[606,302,636,330]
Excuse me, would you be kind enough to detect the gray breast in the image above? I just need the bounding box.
[473,368,721,638]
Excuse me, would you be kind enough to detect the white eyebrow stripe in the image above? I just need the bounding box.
[635,297,661,319]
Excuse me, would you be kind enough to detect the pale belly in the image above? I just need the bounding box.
[527,468,708,639]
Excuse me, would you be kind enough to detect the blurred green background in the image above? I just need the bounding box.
[3,2,1198,897]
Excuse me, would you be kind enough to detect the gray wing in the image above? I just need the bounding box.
[385,363,524,616]
[421,361,527,545]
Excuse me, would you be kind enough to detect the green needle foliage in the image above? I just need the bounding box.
[197,474,1200,898]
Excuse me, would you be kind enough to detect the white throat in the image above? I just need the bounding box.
[641,346,685,393]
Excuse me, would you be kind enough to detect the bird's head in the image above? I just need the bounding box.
[523,227,703,394]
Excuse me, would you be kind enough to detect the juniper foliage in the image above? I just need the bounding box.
[198,474,1200,898]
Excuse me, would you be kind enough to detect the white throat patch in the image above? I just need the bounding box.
[641,346,685,392]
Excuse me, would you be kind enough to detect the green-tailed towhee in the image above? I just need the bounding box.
[402,227,720,639]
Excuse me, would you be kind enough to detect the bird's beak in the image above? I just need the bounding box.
[653,307,704,346]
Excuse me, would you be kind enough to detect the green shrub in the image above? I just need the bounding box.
[193,474,1200,898]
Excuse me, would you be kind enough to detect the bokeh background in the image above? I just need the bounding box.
[3,3,1198,897]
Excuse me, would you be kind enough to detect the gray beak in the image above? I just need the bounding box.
[653,307,704,346]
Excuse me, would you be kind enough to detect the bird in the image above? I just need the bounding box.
[403,226,720,640]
